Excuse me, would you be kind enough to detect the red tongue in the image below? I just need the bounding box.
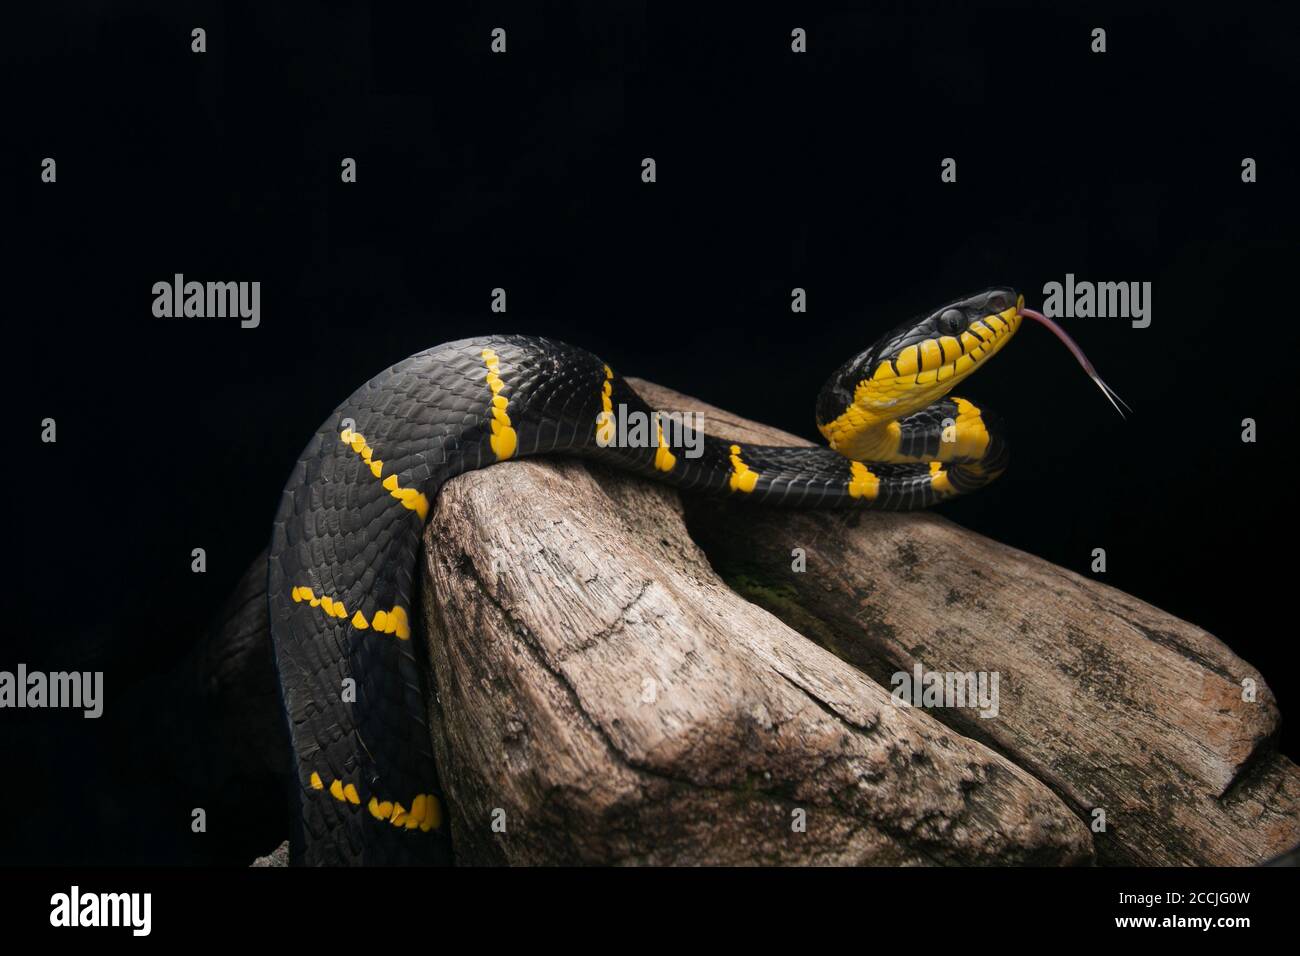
[1019,307,1131,418]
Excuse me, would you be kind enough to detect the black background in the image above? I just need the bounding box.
[6,0,1298,864]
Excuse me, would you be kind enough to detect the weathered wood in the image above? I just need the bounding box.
[629,378,1300,866]
[226,378,1296,865]
[251,841,290,867]
[419,457,1091,865]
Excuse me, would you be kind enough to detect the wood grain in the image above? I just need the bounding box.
[632,378,1300,865]
[420,456,1090,864]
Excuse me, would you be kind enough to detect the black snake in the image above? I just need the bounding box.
[267,286,1122,864]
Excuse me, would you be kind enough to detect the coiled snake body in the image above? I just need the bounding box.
[268,287,1113,864]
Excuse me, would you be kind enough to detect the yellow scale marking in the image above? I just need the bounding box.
[930,461,954,495]
[308,424,422,639]
[596,364,676,472]
[596,365,616,445]
[848,461,879,499]
[310,771,442,832]
[292,586,410,640]
[482,348,518,460]
[947,397,991,460]
[918,339,943,372]
[728,444,759,493]
[895,345,919,376]
[340,426,430,523]
[653,413,677,472]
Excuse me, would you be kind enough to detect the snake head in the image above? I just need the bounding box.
[817,288,1024,435]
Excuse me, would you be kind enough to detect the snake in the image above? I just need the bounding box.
[267,286,1124,864]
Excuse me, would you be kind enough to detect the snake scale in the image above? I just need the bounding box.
[267,287,1121,864]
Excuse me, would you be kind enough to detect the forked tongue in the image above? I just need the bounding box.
[1019,307,1131,418]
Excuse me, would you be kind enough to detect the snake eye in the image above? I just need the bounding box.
[938,308,965,334]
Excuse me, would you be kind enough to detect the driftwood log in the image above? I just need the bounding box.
[410,379,1298,865]
[421,464,1087,865]
[234,379,1299,865]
